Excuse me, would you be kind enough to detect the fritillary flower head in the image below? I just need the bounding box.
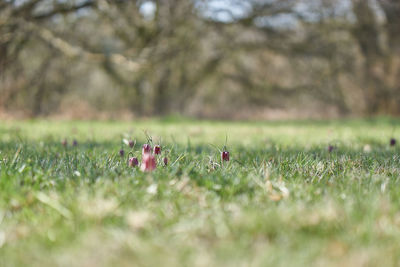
[142,144,151,155]
[141,153,156,172]
[128,157,139,167]
[390,138,396,147]
[154,145,161,155]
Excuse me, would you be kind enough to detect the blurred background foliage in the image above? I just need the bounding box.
[1,0,399,119]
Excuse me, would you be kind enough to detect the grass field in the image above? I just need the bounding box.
[1,118,400,266]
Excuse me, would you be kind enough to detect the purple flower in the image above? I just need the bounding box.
[390,138,396,147]
[119,149,125,157]
[128,157,139,167]
[128,140,135,148]
[221,151,230,162]
[154,145,161,155]
[142,144,151,155]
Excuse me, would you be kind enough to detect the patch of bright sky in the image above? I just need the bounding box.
[197,0,252,23]
[200,0,364,29]
[139,1,157,20]
[200,0,298,28]
[294,0,354,21]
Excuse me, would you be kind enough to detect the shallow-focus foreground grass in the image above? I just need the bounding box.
[1,118,400,267]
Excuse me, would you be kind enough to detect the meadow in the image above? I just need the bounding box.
[0,118,400,266]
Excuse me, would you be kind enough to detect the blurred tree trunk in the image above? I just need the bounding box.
[379,0,400,114]
[352,0,400,115]
[153,69,171,116]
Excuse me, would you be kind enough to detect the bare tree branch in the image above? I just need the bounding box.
[32,0,95,20]
[21,19,142,72]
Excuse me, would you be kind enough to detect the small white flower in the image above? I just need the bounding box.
[146,184,158,195]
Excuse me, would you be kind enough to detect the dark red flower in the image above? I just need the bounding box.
[119,149,125,157]
[154,145,161,155]
[390,138,396,146]
[142,144,151,155]
[221,151,230,162]
[163,157,168,166]
[328,145,334,153]
[129,140,135,148]
[128,157,139,167]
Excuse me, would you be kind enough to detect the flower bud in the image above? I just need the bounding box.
[221,151,230,162]
[154,145,161,155]
[129,140,135,148]
[390,138,396,147]
[128,157,139,167]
